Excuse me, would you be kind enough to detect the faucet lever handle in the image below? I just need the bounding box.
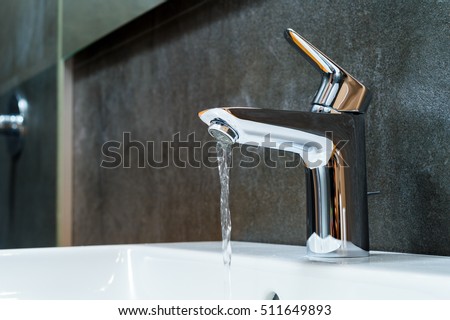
[284,28,370,113]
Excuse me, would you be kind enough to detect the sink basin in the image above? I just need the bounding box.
[0,242,449,299]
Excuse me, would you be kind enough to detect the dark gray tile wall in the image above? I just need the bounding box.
[73,0,450,255]
[0,66,57,248]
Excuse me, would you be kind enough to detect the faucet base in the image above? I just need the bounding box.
[306,233,369,258]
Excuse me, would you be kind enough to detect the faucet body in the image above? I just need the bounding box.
[199,29,371,258]
[200,107,369,257]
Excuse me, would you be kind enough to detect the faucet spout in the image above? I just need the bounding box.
[200,107,334,168]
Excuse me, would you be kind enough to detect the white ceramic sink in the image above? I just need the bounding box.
[0,242,449,299]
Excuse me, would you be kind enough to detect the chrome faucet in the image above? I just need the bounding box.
[0,93,27,157]
[0,93,26,135]
[198,29,371,258]
[0,114,24,134]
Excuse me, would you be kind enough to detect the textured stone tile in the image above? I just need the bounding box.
[73,0,450,255]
